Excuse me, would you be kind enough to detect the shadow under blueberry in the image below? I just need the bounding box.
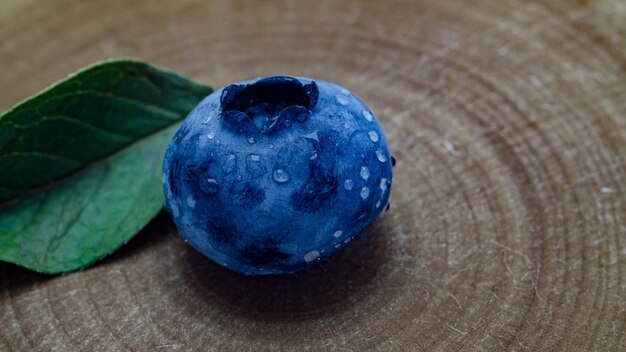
[179,222,391,322]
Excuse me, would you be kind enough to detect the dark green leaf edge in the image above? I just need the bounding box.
[0,58,212,205]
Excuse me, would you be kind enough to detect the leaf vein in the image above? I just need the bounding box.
[0,151,82,164]
[7,114,134,142]
[42,164,111,264]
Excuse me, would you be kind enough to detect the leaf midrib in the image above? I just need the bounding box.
[0,121,180,208]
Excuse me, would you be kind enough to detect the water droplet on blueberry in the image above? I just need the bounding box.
[304,250,320,262]
[336,95,348,106]
[376,149,388,162]
[171,203,180,217]
[344,179,354,190]
[199,178,220,193]
[246,154,265,178]
[273,168,290,183]
[362,110,373,122]
[186,195,196,208]
[201,115,213,125]
[223,154,237,174]
[302,130,319,142]
[368,131,379,142]
[360,187,370,199]
[360,166,370,180]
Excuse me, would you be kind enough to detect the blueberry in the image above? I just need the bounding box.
[162,76,393,275]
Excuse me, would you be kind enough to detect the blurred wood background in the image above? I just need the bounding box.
[1,0,625,351]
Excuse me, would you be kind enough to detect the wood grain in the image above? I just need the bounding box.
[1,0,625,351]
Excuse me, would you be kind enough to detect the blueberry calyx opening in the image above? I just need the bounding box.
[220,76,319,136]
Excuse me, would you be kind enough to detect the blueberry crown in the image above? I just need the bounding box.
[219,76,319,136]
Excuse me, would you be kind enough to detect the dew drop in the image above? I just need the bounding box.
[207,131,215,139]
[360,166,370,180]
[269,144,274,149]
[360,187,370,199]
[248,137,256,144]
[304,250,320,262]
[334,230,343,238]
[310,152,318,160]
[223,154,237,174]
[171,203,180,217]
[368,131,379,142]
[335,244,341,248]
[201,115,213,125]
[273,168,290,183]
[380,178,389,191]
[186,195,196,208]
[302,130,319,142]
[362,110,373,122]
[200,178,220,194]
[246,154,265,178]
[376,201,381,208]
[336,95,348,106]
[340,87,350,95]
[161,173,167,185]
[376,149,388,162]
[344,179,354,190]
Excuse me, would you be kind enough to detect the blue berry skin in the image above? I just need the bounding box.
[162,76,393,275]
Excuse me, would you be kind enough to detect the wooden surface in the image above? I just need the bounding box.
[1,0,625,351]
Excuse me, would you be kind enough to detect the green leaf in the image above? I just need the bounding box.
[0,59,211,204]
[0,124,181,273]
[0,59,212,273]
